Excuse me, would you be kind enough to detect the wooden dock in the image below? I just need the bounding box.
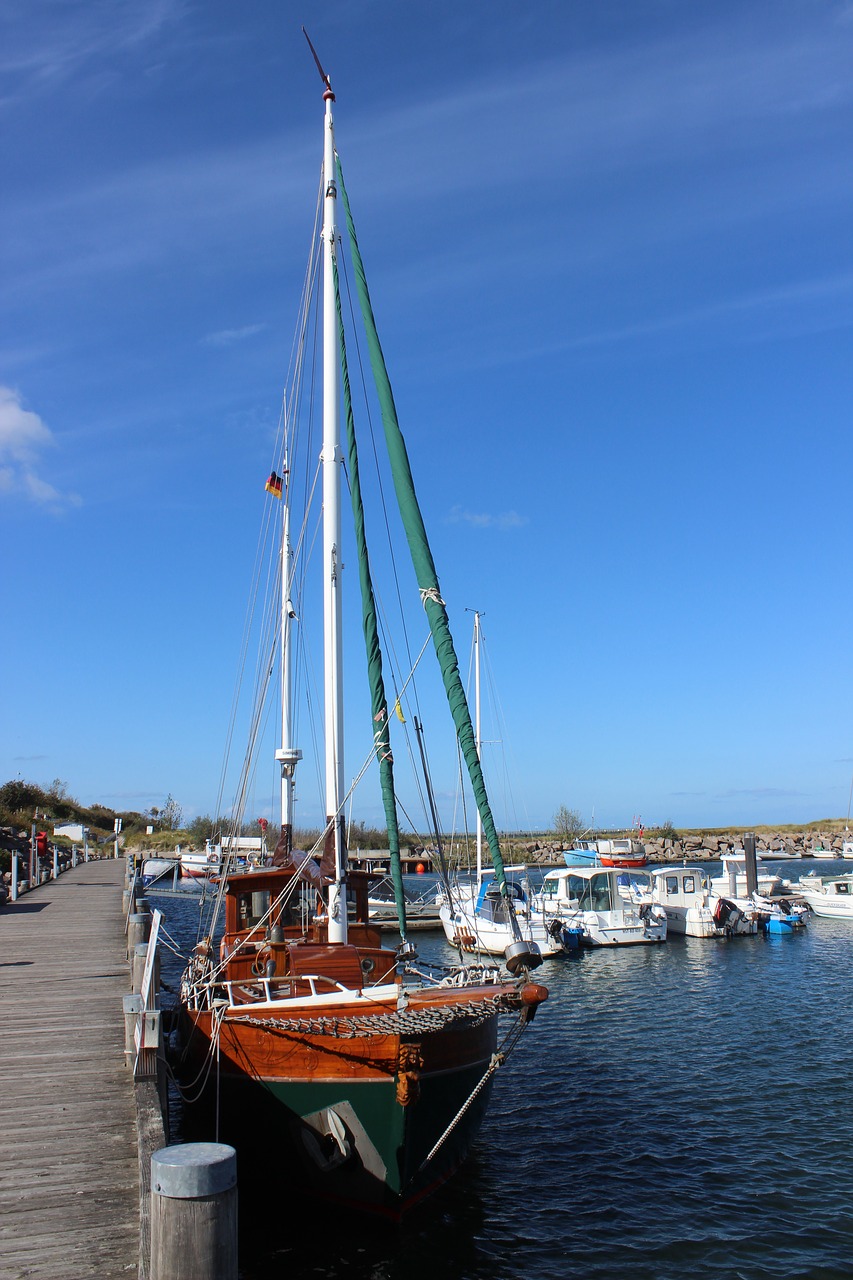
[0,859,139,1280]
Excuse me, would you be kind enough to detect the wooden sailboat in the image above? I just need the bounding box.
[179,49,547,1220]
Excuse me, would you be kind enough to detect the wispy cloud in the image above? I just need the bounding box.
[202,324,265,347]
[0,1,185,102]
[712,787,807,801]
[0,385,81,510]
[446,505,527,531]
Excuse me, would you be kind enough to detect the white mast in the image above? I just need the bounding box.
[321,82,347,943]
[275,464,301,852]
[474,611,483,882]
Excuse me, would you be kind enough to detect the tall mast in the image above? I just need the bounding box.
[474,611,483,881]
[321,79,347,942]
[275,461,301,855]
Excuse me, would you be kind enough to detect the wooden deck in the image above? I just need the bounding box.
[0,859,139,1280]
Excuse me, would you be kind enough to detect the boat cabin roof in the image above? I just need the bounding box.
[222,867,295,893]
[543,866,615,884]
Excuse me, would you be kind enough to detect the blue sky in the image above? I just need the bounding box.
[2,0,851,834]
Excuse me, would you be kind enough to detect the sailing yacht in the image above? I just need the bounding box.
[178,51,547,1220]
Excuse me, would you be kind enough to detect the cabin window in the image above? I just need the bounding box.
[683,875,696,894]
[237,890,271,929]
[838,883,849,894]
[566,875,588,901]
[665,876,679,895]
[587,874,612,913]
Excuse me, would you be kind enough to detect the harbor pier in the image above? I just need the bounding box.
[0,859,141,1279]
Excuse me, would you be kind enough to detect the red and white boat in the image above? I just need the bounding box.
[596,838,648,869]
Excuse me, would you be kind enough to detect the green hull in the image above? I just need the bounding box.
[181,1032,497,1218]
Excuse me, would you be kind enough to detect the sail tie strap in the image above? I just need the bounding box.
[419,586,445,608]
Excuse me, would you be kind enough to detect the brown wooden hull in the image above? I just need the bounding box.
[180,984,516,1217]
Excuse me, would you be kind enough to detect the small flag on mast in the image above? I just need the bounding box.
[265,471,283,498]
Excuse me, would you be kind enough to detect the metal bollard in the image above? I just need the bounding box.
[150,1144,238,1280]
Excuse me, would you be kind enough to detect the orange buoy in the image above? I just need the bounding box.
[415,862,425,874]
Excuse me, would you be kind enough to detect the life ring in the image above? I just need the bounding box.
[252,944,274,977]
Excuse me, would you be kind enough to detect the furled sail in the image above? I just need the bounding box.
[336,156,513,900]
[333,256,408,940]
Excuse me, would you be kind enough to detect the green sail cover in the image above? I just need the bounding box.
[333,256,407,939]
[336,155,511,899]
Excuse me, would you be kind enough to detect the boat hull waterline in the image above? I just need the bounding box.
[181,977,544,1218]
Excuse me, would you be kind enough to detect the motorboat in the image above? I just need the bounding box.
[595,838,647,868]
[562,841,599,867]
[621,865,758,938]
[709,855,792,899]
[535,866,667,946]
[797,873,853,918]
[180,848,223,879]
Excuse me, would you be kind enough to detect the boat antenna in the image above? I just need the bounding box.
[302,27,333,93]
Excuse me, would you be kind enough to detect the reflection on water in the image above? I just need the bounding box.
[153,860,853,1279]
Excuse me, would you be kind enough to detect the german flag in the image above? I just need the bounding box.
[265,471,283,499]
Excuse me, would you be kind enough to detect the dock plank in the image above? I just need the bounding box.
[0,860,139,1280]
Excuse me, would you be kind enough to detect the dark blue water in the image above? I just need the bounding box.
[153,861,853,1279]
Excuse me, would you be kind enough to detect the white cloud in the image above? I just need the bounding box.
[0,1,184,98]
[446,505,527,531]
[0,385,81,509]
[202,324,265,347]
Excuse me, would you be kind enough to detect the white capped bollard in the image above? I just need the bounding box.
[151,1143,237,1280]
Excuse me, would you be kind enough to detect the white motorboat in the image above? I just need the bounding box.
[709,855,792,899]
[180,848,223,879]
[797,873,853,918]
[842,840,853,859]
[620,865,758,938]
[535,866,667,946]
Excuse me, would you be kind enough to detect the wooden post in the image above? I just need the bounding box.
[150,1144,238,1280]
[123,993,143,1066]
[133,942,160,995]
[127,912,152,959]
